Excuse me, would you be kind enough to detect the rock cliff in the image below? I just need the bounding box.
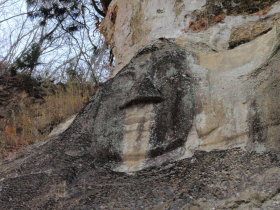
[0,0,279,209]
[100,0,280,156]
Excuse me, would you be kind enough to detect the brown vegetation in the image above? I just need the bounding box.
[187,0,277,32]
[0,62,9,76]
[0,73,95,159]
[189,18,209,32]
[254,7,273,16]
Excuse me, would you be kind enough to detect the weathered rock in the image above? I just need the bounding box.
[0,144,279,209]
[0,38,279,209]
[101,0,280,155]
[194,26,280,152]
[0,0,280,209]
[48,115,77,138]
[59,40,195,172]
[101,0,280,75]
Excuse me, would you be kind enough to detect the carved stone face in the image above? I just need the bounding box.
[78,29,280,172]
[97,0,280,169]
[81,0,280,173]
[89,41,195,171]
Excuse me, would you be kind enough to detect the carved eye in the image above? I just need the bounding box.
[120,77,164,109]
[118,70,136,79]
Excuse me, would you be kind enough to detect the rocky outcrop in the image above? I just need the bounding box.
[0,143,279,209]
[101,0,280,75]
[100,0,280,155]
[0,39,279,209]
[0,0,280,209]
[48,115,77,138]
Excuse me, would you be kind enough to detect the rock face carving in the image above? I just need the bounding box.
[0,0,280,209]
[101,0,280,154]
[0,36,279,210]
[122,104,155,171]
[87,40,195,171]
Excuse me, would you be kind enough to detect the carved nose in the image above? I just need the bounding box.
[121,103,155,172]
[118,77,162,171]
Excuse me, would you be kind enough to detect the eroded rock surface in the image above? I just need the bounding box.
[0,145,279,209]
[66,40,195,172]
[0,0,280,209]
[0,39,279,209]
[101,0,280,155]
[101,0,280,75]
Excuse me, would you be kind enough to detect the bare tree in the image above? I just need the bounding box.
[0,0,112,84]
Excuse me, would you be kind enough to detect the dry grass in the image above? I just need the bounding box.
[0,62,9,76]
[0,81,95,158]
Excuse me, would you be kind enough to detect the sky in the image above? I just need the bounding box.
[0,0,29,61]
[0,0,110,82]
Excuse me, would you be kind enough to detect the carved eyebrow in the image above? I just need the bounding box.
[119,77,164,109]
[117,69,136,77]
[120,95,164,110]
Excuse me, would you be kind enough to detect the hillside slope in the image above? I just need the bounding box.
[0,40,279,209]
[0,73,94,158]
[0,0,280,209]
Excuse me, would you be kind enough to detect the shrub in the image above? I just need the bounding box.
[0,78,95,159]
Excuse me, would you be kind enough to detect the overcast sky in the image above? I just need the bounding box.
[0,0,110,82]
[0,0,28,60]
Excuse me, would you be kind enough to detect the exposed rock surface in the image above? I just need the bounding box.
[0,137,279,209]
[0,0,280,209]
[0,39,279,209]
[100,0,280,154]
[48,115,77,138]
[101,0,280,75]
